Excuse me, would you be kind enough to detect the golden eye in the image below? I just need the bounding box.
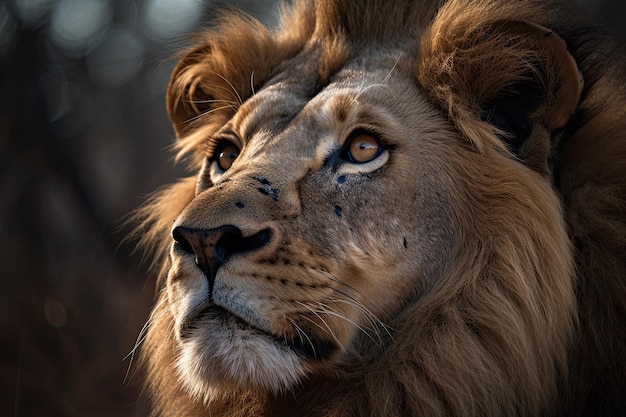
[346,132,382,163]
[217,142,240,171]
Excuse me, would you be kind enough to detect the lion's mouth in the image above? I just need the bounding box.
[183,306,336,360]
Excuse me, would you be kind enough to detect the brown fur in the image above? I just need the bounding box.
[132,0,626,416]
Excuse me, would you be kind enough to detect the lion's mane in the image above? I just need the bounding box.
[133,1,626,416]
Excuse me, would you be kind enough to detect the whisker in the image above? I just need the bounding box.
[314,268,387,317]
[353,52,402,103]
[181,98,239,106]
[207,71,243,106]
[287,317,317,357]
[329,298,395,343]
[316,301,381,345]
[123,295,171,384]
[302,267,363,302]
[182,104,238,124]
[199,82,244,106]
[272,295,322,355]
[352,75,368,104]
[354,83,392,103]
[380,53,403,86]
[296,301,344,349]
[300,266,395,344]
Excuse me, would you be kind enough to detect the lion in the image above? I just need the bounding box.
[132,0,626,416]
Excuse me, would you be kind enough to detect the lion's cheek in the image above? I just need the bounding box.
[338,220,451,316]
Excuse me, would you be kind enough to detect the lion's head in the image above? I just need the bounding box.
[134,1,626,416]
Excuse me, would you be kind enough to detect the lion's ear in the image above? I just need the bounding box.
[418,13,583,173]
[166,16,300,141]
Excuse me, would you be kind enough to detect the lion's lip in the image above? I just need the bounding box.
[187,305,335,360]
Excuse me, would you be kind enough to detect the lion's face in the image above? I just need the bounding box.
[168,52,455,395]
[139,1,593,414]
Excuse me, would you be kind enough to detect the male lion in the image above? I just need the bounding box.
[133,0,626,416]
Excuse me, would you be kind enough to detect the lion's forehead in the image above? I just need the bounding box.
[232,58,419,170]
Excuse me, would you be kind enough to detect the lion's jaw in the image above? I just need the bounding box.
[165,58,454,397]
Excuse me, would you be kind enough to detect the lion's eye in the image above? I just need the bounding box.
[216,142,240,171]
[344,132,383,163]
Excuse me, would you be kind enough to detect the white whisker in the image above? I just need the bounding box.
[380,53,403,86]
[208,71,243,106]
[124,295,171,384]
[301,267,395,345]
[182,104,238,125]
[353,52,403,103]
[288,317,317,357]
[329,298,395,343]
[296,301,344,349]
[316,301,381,345]
[315,268,387,317]
[181,98,239,106]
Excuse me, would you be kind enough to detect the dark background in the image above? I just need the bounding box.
[0,1,623,416]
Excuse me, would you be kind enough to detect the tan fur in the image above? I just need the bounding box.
[132,0,626,416]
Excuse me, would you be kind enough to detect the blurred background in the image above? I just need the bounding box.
[0,0,623,416]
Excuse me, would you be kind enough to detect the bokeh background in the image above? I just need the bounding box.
[0,0,624,416]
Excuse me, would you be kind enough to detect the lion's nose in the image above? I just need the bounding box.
[172,225,272,290]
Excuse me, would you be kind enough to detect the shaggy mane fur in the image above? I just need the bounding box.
[132,0,626,416]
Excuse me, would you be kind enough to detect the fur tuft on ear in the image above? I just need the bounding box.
[167,17,276,136]
[417,0,583,171]
[166,5,315,164]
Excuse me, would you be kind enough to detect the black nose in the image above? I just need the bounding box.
[172,225,271,290]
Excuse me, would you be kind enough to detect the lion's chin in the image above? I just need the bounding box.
[174,307,332,398]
